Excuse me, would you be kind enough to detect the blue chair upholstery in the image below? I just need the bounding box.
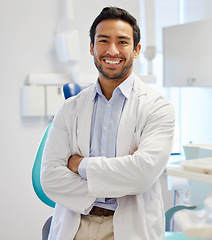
[63,83,81,100]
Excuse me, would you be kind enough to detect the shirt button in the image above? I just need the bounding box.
[104,126,107,130]
[107,103,111,107]
[102,150,106,154]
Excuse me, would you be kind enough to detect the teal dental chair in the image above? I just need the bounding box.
[32,82,81,208]
[32,83,198,240]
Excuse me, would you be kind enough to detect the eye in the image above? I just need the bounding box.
[119,40,128,45]
[99,39,108,43]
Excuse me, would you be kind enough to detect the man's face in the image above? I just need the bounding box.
[90,19,141,82]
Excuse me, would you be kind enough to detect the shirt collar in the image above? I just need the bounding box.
[92,73,135,101]
[118,73,134,99]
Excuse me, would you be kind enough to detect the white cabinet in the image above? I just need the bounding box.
[163,19,212,87]
[21,85,65,117]
[46,86,64,116]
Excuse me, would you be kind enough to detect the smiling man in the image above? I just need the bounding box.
[41,7,175,240]
[91,19,140,85]
[90,15,141,100]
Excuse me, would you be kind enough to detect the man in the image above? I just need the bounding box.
[41,7,175,240]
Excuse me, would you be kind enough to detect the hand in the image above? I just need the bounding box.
[68,154,83,174]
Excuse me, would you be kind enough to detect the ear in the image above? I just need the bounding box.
[134,43,141,59]
[90,42,94,56]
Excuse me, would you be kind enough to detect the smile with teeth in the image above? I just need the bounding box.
[104,59,121,65]
[104,59,122,66]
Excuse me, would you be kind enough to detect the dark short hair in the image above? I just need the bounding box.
[90,7,141,49]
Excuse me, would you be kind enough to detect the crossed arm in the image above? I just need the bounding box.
[68,148,138,175]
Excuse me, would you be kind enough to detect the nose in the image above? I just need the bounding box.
[106,43,119,56]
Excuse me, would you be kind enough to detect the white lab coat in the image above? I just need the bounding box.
[41,74,175,240]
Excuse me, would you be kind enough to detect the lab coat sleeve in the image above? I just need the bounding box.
[41,102,95,214]
[86,96,175,198]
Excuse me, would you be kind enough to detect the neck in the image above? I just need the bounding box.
[99,73,131,100]
[98,78,123,100]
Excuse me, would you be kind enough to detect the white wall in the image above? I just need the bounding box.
[0,0,139,239]
[0,1,64,239]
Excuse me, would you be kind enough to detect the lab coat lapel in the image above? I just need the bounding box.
[116,92,138,156]
[116,76,147,157]
[76,86,95,157]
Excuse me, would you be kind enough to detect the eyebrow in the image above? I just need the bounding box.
[96,34,131,40]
